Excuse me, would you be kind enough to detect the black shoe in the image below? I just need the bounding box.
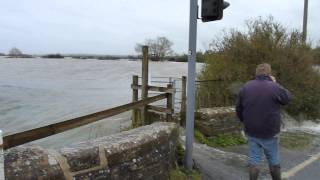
[269,165,281,180]
[249,165,260,180]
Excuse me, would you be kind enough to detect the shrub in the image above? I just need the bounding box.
[194,129,246,147]
[175,141,185,166]
[206,134,246,147]
[194,129,209,144]
[169,168,201,180]
[199,17,320,120]
[312,47,320,65]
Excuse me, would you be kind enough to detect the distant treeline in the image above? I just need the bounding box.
[0,52,206,62]
[66,54,207,62]
[70,55,139,60]
[42,54,64,58]
[167,52,206,63]
[6,54,34,58]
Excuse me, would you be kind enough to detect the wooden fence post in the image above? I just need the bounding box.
[171,78,176,114]
[132,75,139,127]
[181,76,187,127]
[141,46,149,125]
[0,130,4,179]
[166,84,173,122]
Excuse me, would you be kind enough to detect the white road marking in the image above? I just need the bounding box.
[282,152,320,179]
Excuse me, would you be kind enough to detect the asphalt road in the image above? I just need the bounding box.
[191,138,320,180]
[290,160,320,180]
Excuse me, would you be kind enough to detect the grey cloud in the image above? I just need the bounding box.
[0,0,318,55]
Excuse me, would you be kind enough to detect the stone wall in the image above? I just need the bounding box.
[195,107,242,136]
[5,122,179,180]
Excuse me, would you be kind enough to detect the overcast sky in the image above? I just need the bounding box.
[0,0,319,55]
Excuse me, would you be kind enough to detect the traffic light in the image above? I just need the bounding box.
[201,0,230,22]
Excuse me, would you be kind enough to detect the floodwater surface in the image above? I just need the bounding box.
[0,57,197,148]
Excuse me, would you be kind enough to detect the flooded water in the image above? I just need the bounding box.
[0,57,200,148]
[287,120,320,135]
[1,57,319,149]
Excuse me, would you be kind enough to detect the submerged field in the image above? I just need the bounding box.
[0,57,200,148]
[1,57,320,149]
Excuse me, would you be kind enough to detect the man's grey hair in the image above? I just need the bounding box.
[256,63,272,76]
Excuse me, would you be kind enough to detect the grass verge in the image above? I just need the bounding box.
[170,168,201,180]
[194,129,246,148]
[172,141,202,179]
[280,131,316,149]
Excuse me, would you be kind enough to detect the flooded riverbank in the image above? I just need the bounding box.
[0,57,201,148]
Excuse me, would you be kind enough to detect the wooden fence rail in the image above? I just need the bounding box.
[131,85,175,93]
[3,93,168,150]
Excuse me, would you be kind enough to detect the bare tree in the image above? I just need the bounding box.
[8,47,23,57]
[156,37,173,60]
[135,37,173,61]
[134,43,143,55]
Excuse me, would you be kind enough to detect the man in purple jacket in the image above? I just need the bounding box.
[236,63,291,180]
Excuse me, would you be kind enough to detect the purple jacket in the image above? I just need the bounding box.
[236,75,292,138]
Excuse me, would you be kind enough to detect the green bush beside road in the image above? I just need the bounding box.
[198,17,320,120]
[195,129,246,148]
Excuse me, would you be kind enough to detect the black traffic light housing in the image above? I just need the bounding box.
[201,0,230,22]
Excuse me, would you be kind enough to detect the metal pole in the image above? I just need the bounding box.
[302,0,309,42]
[185,0,198,170]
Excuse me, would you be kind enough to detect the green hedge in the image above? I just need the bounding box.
[194,129,246,148]
[198,17,320,120]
